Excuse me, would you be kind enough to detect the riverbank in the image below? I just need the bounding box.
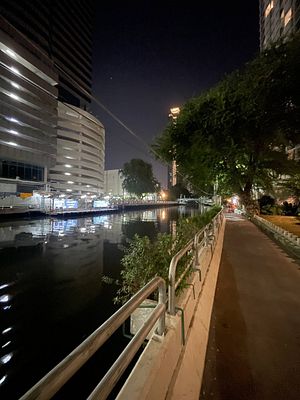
[0,201,179,220]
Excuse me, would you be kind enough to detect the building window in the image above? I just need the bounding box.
[284,8,292,26]
[0,160,44,181]
[265,1,274,17]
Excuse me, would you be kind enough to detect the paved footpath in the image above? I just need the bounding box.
[200,214,300,400]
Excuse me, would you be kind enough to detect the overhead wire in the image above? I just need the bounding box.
[1,24,213,196]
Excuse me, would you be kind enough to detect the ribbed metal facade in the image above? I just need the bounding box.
[259,0,300,49]
[0,0,94,108]
[0,17,58,187]
[49,103,104,195]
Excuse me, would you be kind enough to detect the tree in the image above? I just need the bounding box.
[153,34,300,212]
[120,159,160,198]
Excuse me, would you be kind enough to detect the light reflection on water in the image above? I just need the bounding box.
[0,206,199,398]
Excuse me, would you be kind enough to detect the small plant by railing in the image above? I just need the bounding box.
[112,206,221,304]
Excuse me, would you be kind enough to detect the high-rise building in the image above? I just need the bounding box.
[0,0,94,108]
[259,0,300,49]
[0,1,105,201]
[0,17,58,196]
[168,107,180,188]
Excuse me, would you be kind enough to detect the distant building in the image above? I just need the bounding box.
[168,107,180,188]
[0,17,58,196]
[104,169,124,196]
[259,0,300,49]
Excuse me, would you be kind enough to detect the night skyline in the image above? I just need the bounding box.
[92,1,260,187]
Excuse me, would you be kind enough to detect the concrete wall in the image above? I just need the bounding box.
[117,218,226,400]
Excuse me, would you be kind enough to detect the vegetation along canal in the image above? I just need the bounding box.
[0,205,202,399]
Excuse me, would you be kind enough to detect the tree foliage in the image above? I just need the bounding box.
[153,34,300,211]
[120,159,160,197]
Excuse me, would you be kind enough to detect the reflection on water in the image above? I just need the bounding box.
[0,206,199,398]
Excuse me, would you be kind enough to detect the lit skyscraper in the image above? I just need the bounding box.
[0,1,105,199]
[259,0,300,49]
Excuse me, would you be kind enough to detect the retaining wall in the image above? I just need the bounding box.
[117,218,226,400]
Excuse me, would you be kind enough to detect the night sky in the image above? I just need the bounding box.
[91,1,259,187]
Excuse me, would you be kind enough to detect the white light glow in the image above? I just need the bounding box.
[9,66,20,75]
[8,117,19,123]
[5,49,17,58]
[11,82,20,89]
[8,93,19,100]
[2,327,12,334]
[65,156,74,159]
[86,185,91,187]
[0,375,7,386]
[64,172,71,176]
[0,284,9,290]
[59,194,66,198]
[64,164,72,168]
[66,189,72,192]
[0,295,11,303]
[0,353,13,364]
[2,341,11,349]
[6,141,18,147]
[9,129,18,135]
[67,181,74,184]
[81,195,86,199]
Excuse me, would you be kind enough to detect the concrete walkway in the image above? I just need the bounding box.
[200,214,300,400]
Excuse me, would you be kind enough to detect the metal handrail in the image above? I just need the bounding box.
[168,238,194,314]
[20,276,166,400]
[168,210,223,315]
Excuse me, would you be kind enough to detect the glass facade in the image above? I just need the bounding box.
[0,160,44,181]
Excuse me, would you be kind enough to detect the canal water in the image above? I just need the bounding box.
[0,206,200,399]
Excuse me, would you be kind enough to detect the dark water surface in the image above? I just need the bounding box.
[0,206,199,399]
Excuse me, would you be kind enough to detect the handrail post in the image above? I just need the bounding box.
[193,233,199,268]
[168,257,177,315]
[157,280,166,335]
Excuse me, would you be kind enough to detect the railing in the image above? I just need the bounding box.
[20,210,224,399]
[168,210,223,315]
[20,277,166,400]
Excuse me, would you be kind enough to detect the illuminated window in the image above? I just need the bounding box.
[265,1,274,17]
[284,8,292,26]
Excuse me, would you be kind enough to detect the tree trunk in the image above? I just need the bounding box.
[240,190,259,215]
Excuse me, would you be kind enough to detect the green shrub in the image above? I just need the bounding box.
[112,206,221,304]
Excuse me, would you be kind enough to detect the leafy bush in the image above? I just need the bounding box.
[113,206,221,304]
